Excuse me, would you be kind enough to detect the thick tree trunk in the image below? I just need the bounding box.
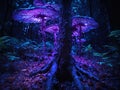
[55,0,73,82]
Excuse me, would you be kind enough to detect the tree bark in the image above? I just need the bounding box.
[55,0,73,82]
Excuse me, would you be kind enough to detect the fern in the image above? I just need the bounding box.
[109,30,120,38]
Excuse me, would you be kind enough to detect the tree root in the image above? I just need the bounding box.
[72,66,84,90]
[75,64,115,89]
[46,62,57,90]
[29,60,54,76]
[75,64,99,81]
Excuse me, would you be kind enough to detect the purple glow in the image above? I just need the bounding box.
[44,24,59,34]
[13,6,59,23]
[72,16,98,55]
[44,24,59,46]
[72,30,79,37]
[13,5,60,53]
[72,15,99,33]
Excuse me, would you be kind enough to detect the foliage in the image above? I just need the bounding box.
[108,30,120,44]
[0,36,19,52]
[5,52,20,61]
[0,36,21,62]
[84,44,92,52]
[80,30,120,67]
[93,30,120,66]
[108,30,120,38]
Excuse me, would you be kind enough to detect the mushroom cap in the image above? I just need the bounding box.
[72,15,99,33]
[13,6,59,23]
[33,0,60,12]
[44,24,59,34]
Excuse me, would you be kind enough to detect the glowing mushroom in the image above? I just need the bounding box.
[72,15,98,55]
[44,24,59,46]
[13,6,59,24]
[72,15,98,36]
[13,6,59,52]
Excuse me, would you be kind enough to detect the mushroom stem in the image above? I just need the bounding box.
[77,25,82,56]
[41,18,46,53]
[54,33,57,46]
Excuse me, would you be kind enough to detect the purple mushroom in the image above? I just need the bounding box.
[72,15,98,55]
[72,15,98,32]
[13,6,59,52]
[13,6,59,23]
[44,24,59,46]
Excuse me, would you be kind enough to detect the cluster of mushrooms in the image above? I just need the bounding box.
[13,0,98,55]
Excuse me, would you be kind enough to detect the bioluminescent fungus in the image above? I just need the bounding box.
[13,6,59,24]
[72,15,98,55]
[72,15,99,33]
[13,4,59,53]
[44,24,59,46]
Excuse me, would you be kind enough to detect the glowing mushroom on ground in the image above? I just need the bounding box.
[72,15,99,55]
[13,6,59,52]
[44,24,59,46]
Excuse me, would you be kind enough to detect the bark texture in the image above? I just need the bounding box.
[55,0,73,82]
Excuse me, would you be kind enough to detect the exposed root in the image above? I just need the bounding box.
[29,60,54,76]
[46,62,57,90]
[75,64,99,81]
[75,64,115,89]
[72,66,84,90]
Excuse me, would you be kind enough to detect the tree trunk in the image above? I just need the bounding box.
[55,0,73,82]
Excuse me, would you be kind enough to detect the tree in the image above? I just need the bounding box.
[45,0,75,89]
[30,1,100,90]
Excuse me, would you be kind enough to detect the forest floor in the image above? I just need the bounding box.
[0,54,120,90]
[0,36,120,90]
